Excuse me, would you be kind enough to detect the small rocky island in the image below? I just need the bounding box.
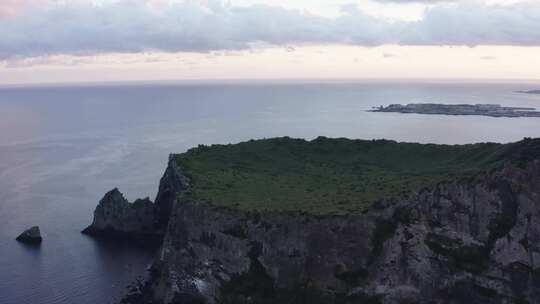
[518,90,540,94]
[84,137,540,304]
[370,103,540,117]
[16,226,42,244]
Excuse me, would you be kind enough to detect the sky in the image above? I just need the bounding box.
[1,0,540,85]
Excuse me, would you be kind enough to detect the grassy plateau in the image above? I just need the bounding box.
[174,137,540,215]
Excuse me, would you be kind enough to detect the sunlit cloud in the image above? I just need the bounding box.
[1,0,539,84]
[1,45,540,85]
[0,0,539,60]
[0,0,47,17]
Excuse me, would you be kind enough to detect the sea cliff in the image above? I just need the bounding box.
[84,138,540,304]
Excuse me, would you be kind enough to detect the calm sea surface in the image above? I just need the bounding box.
[1,81,540,304]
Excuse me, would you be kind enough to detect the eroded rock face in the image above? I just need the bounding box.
[82,188,158,238]
[154,155,189,231]
[83,155,188,239]
[16,226,42,244]
[131,160,540,304]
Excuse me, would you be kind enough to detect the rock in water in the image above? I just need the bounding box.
[82,188,160,239]
[16,226,42,244]
[82,157,188,241]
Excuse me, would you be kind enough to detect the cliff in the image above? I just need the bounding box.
[82,155,188,238]
[143,161,540,304]
[83,138,540,304]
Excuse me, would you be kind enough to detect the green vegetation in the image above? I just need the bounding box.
[174,136,540,215]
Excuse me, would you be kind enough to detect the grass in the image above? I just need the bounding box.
[173,136,540,215]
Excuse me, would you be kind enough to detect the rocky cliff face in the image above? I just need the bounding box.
[83,155,188,238]
[153,155,190,231]
[86,155,540,303]
[82,188,159,238]
[142,160,540,304]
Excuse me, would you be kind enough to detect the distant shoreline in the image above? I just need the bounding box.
[517,90,540,94]
[370,103,540,118]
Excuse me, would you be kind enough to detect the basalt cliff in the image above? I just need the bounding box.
[84,138,540,304]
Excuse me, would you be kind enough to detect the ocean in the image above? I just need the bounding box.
[1,81,540,304]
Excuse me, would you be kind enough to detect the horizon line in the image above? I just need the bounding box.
[1,77,540,89]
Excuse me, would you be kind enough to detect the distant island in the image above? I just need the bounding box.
[370,103,540,118]
[518,90,540,94]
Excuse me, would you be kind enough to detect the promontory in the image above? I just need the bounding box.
[84,137,540,304]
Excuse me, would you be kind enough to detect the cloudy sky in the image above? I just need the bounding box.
[1,0,540,85]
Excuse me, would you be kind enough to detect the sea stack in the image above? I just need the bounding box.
[16,226,42,244]
[81,188,161,239]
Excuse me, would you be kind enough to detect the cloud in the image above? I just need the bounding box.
[0,0,539,59]
[285,46,296,52]
[372,0,456,3]
[0,0,46,17]
[403,1,540,46]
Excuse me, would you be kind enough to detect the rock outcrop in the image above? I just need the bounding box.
[82,155,189,239]
[16,226,42,244]
[82,188,159,238]
[153,155,190,231]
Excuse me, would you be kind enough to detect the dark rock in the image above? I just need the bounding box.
[153,154,190,230]
[83,156,189,242]
[16,226,42,244]
[82,188,160,239]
